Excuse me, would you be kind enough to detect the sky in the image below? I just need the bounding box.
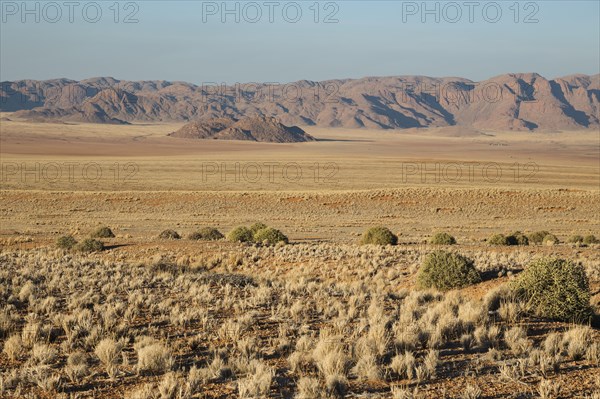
[1,1,599,84]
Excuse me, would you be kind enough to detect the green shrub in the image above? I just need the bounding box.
[360,227,398,246]
[542,234,559,246]
[249,222,268,234]
[188,227,224,241]
[188,231,203,240]
[567,235,584,244]
[430,232,456,245]
[158,230,180,240]
[489,232,529,246]
[488,234,509,246]
[583,234,599,245]
[91,227,115,238]
[227,226,254,243]
[417,251,481,291]
[507,231,529,246]
[512,258,592,323]
[56,235,77,250]
[253,227,288,246]
[527,230,550,245]
[75,239,104,253]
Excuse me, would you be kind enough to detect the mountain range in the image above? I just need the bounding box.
[1,73,598,131]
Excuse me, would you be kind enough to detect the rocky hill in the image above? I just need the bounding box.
[2,73,598,130]
[169,116,314,143]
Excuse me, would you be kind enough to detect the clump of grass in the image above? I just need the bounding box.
[75,239,104,253]
[528,230,550,245]
[538,379,561,399]
[3,334,23,361]
[507,231,529,246]
[66,351,89,383]
[95,338,123,378]
[158,229,181,240]
[91,226,115,238]
[430,232,456,245]
[488,234,509,246]
[462,384,482,399]
[512,257,592,323]
[227,226,254,243]
[56,235,77,250]
[295,376,323,399]
[563,326,593,360]
[137,343,173,375]
[237,360,274,398]
[325,374,347,398]
[360,227,398,245]
[150,259,187,275]
[253,227,288,246]
[583,234,599,245]
[417,251,481,291]
[188,227,224,241]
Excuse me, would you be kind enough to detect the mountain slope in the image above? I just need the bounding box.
[2,73,598,131]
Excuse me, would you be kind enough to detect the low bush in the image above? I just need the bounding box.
[253,227,288,246]
[430,232,456,245]
[417,251,481,290]
[158,230,180,240]
[249,222,268,235]
[360,227,398,246]
[542,234,559,246]
[91,227,115,238]
[489,232,529,246]
[512,258,592,323]
[75,239,104,253]
[527,230,550,245]
[56,235,77,250]
[488,234,509,246]
[507,231,529,246]
[188,227,224,241]
[567,235,584,244]
[227,226,254,243]
[583,234,599,245]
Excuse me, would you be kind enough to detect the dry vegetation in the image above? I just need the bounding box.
[0,121,599,398]
[0,236,599,398]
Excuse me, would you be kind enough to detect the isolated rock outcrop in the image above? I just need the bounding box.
[169,115,314,143]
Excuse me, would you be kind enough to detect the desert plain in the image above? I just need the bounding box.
[0,113,599,399]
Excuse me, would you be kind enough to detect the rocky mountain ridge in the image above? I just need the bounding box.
[2,73,598,130]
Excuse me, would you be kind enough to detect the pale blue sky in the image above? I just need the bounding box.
[1,1,599,83]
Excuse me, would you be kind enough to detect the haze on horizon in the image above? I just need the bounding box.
[1,0,599,84]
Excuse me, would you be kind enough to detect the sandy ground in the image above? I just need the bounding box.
[1,116,599,399]
[1,116,599,191]
[1,188,598,243]
[0,115,598,241]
